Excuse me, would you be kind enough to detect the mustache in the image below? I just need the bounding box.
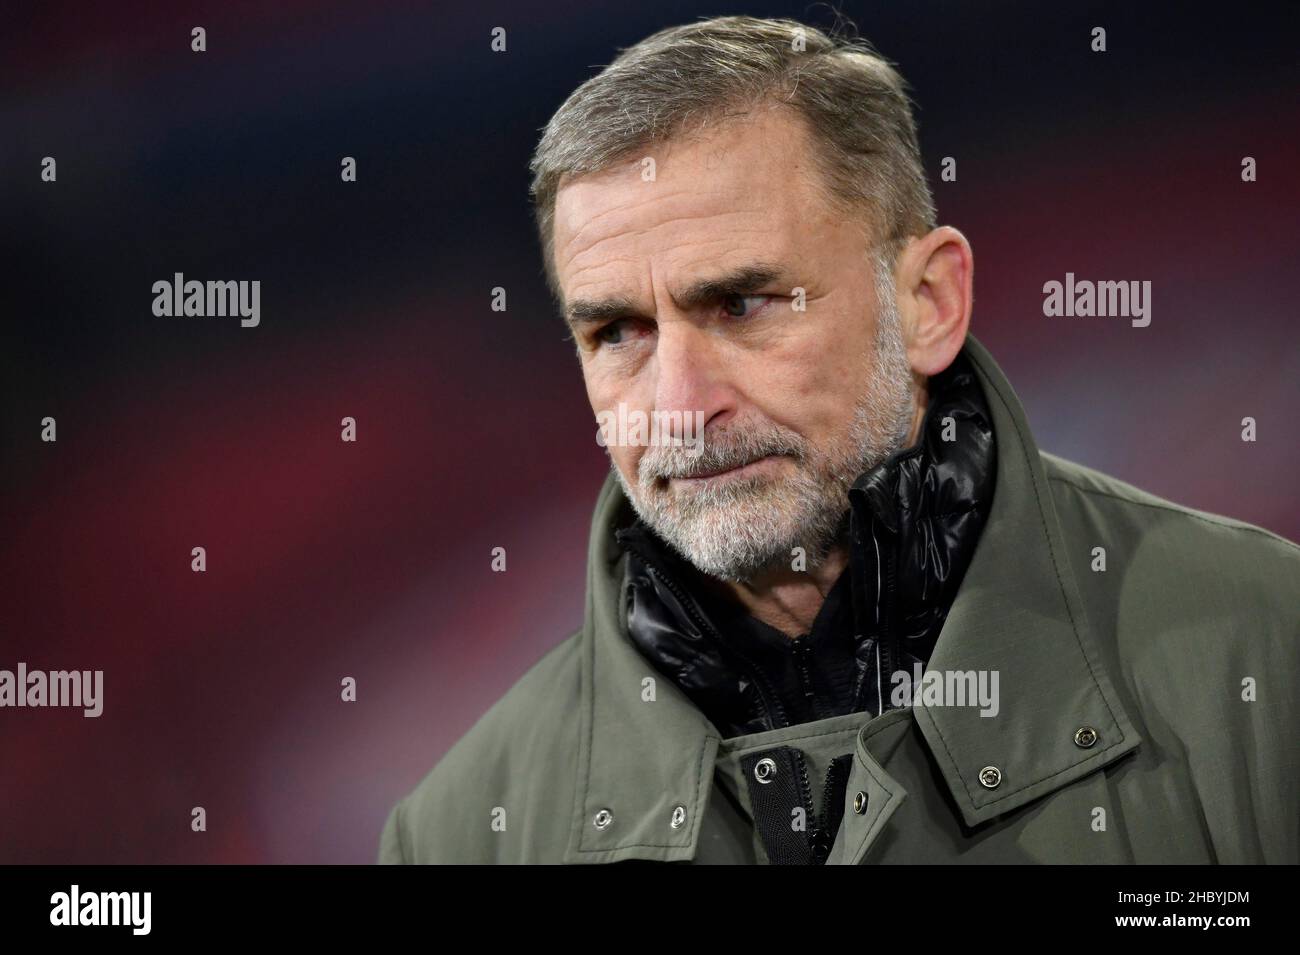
[639,422,807,482]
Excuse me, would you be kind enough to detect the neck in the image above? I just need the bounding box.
[702,543,851,637]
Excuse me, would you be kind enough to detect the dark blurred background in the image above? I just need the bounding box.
[0,0,1296,862]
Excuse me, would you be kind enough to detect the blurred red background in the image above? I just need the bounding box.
[1,0,1296,862]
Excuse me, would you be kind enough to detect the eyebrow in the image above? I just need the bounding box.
[563,262,787,330]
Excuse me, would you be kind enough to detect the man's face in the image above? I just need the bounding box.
[552,105,917,582]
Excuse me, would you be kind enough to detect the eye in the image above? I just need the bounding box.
[595,318,636,347]
[721,293,771,318]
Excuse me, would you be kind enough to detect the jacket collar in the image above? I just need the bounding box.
[908,333,1142,826]
[563,332,1142,863]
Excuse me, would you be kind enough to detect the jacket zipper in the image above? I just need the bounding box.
[791,637,815,699]
[794,749,816,824]
[790,635,819,720]
[791,748,841,864]
[627,537,849,864]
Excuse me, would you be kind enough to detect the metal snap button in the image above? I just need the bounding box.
[670,805,687,829]
[754,757,778,784]
[978,765,1002,789]
[852,791,869,814]
[1074,725,1099,748]
[592,808,613,830]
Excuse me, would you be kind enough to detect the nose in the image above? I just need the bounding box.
[651,318,737,442]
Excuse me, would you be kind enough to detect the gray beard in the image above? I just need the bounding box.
[614,289,916,583]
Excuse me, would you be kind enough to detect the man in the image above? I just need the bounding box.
[379,16,1298,864]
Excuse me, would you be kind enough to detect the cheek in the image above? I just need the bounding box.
[585,376,646,482]
[582,350,643,405]
[583,363,622,426]
[611,445,642,484]
[732,308,875,447]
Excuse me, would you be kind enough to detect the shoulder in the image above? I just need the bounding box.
[1039,449,1297,691]
[1039,452,1300,859]
[1040,449,1300,603]
[379,631,584,864]
[1038,448,1298,729]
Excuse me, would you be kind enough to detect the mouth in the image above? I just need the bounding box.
[671,454,782,486]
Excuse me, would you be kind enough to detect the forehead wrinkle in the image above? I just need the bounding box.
[558,180,696,255]
[561,202,759,267]
[557,171,766,256]
[559,207,772,296]
[567,231,785,321]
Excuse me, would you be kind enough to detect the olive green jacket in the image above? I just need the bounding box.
[379,333,1299,864]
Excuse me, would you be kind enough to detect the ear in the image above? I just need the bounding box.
[893,226,973,376]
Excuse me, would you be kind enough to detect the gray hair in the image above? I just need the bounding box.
[528,14,937,304]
